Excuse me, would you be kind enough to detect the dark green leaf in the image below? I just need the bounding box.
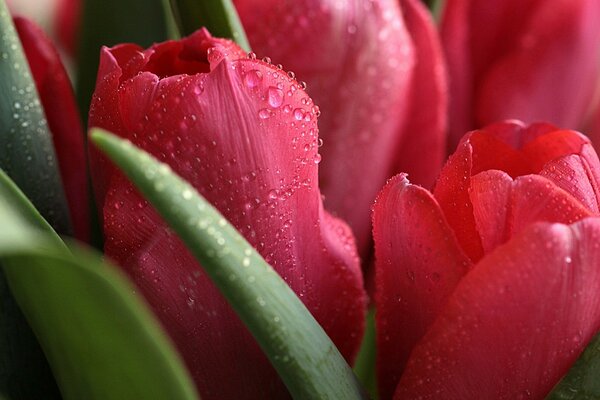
[76,0,171,123]
[91,129,366,400]
[0,171,199,400]
[169,0,251,51]
[353,308,378,399]
[0,1,71,233]
[547,332,600,400]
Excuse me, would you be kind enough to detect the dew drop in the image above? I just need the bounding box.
[258,108,271,119]
[287,71,296,79]
[261,56,272,64]
[267,86,284,108]
[247,52,257,60]
[293,108,305,120]
[244,70,263,88]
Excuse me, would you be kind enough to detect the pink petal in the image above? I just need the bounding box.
[540,153,600,213]
[15,17,89,241]
[89,30,366,399]
[392,0,447,190]
[374,174,471,400]
[521,129,589,172]
[236,0,416,255]
[476,0,600,130]
[395,219,600,399]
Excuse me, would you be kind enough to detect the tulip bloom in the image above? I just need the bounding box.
[14,17,89,241]
[441,0,600,150]
[88,29,366,399]
[374,121,600,399]
[235,0,447,254]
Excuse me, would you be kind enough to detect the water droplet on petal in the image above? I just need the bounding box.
[244,70,263,88]
[258,108,271,119]
[267,86,284,108]
[293,108,305,120]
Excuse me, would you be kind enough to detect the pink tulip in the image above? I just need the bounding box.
[374,120,600,399]
[88,29,366,399]
[235,0,447,254]
[442,0,600,150]
[14,17,89,241]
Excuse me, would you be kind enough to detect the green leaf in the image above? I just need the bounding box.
[353,308,378,399]
[0,1,71,233]
[0,171,199,400]
[169,0,251,51]
[547,332,600,400]
[76,0,171,124]
[91,128,367,400]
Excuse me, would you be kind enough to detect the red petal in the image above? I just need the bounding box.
[522,129,590,172]
[395,219,600,399]
[476,0,600,129]
[15,17,89,241]
[469,170,513,253]
[374,174,471,400]
[392,0,447,189]
[433,140,484,261]
[440,0,473,150]
[510,175,594,234]
[55,0,81,56]
[90,33,366,399]
[236,0,417,255]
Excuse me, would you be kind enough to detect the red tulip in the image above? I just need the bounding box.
[14,17,89,241]
[88,29,366,399]
[441,0,600,151]
[235,0,447,254]
[374,121,600,399]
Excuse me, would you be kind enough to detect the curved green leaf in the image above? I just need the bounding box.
[0,1,71,233]
[169,0,251,51]
[547,332,600,400]
[91,128,366,400]
[76,0,170,123]
[0,172,199,400]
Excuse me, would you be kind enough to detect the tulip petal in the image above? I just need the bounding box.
[90,31,366,399]
[522,129,589,172]
[469,170,512,253]
[392,0,447,189]
[439,0,473,149]
[14,17,89,242]
[433,140,484,261]
[374,174,471,400]
[510,175,594,234]
[540,153,600,213]
[236,0,416,254]
[476,0,600,130]
[395,219,600,400]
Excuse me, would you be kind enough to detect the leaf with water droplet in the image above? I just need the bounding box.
[547,332,600,400]
[0,3,71,233]
[91,128,367,400]
[0,168,199,400]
